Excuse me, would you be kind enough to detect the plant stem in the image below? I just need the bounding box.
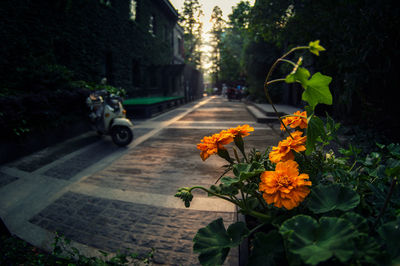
[214,166,233,184]
[263,46,308,139]
[266,78,287,86]
[372,177,397,230]
[233,147,241,163]
[241,189,247,209]
[244,209,272,222]
[248,222,266,235]
[238,147,249,164]
[277,58,296,67]
[189,186,240,206]
[348,160,357,172]
[255,192,268,210]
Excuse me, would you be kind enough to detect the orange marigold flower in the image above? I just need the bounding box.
[269,131,307,163]
[226,124,254,137]
[280,111,307,131]
[259,160,312,210]
[197,132,234,161]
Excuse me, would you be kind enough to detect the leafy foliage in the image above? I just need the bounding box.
[193,219,249,265]
[378,216,400,262]
[307,183,360,213]
[176,42,400,266]
[247,231,285,266]
[179,0,204,69]
[219,0,400,142]
[219,1,252,86]
[280,215,358,265]
[1,233,154,265]
[208,6,225,85]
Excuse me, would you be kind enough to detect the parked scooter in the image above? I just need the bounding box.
[86,90,134,146]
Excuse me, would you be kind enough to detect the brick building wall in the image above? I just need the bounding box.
[0,0,187,97]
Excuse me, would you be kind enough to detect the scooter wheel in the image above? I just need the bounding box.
[111,126,133,147]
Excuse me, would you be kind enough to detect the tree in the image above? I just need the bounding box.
[179,0,203,70]
[219,1,251,85]
[209,6,224,86]
[245,0,400,141]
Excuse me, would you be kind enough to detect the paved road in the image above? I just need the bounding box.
[0,96,281,265]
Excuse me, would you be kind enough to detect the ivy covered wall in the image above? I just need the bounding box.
[0,0,184,163]
[0,0,178,97]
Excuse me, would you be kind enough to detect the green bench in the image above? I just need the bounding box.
[123,96,185,118]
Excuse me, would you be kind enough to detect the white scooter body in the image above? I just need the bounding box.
[87,91,134,146]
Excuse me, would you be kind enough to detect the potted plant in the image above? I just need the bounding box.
[176,41,400,265]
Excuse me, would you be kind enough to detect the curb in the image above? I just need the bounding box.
[246,105,279,123]
[246,101,303,124]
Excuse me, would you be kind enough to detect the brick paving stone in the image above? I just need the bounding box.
[179,107,253,122]
[43,142,119,180]
[81,124,279,197]
[0,171,18,188]
[7,134,100,172]
[9,97,282,266]
[30,192,238,265]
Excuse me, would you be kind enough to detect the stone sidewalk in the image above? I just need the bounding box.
[0,96,281,265]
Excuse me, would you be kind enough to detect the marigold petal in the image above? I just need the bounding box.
[265,186,279,194]
[274,198,283,208]
[297,173,311,182]
[292,145,306,153]
[268,150,282,163]
[295,186,311,198]
[282,197,299,210]
[260,171,275,182]
[280,151,295,162]
[200,151,210,161]
[260,158,312,210]
[279,187,291,194]
[275,160,297,171]
[262,193,275,205]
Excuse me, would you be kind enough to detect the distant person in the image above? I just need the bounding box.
[213,87,218,95]
[227,87,235,101]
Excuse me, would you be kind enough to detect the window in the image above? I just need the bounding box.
[130,0,137,20]
[149,15,156,36]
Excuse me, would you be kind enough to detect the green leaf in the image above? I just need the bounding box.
[309,40,326,56]
[220,176,240,185]
[209,184,239,197]
[233,163,251,177]
[280,215,357,265]
[353,233,382,265]
[387,143,400,159]
[340,212,369,232]
[378,217,400,261]
[227,221,250,244]
[285,67,310,87]
[305,115,325,155]
[232,162,265,181]
[307,183,360,213]
[385,158,400,176]
[302,72,332,108]
[248,231,285,266]
[193,218,249,266]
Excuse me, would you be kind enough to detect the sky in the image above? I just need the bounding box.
[169,0,254,35]
[169,0,255,70]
